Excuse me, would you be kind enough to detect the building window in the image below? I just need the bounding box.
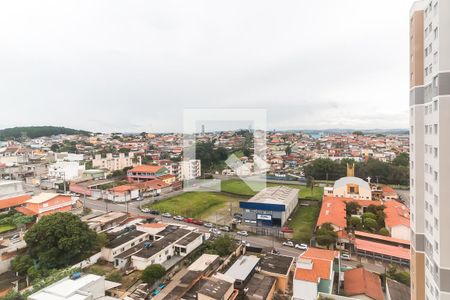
[434,171,438,181]
[434,195,438,205]
[435,241,439,253]
[434,147,438,158]
[434,27,438,39]
[434,124,438,134]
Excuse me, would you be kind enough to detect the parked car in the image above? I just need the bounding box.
[183,218,194,223]
[149,210,160,215]
[295,243,308,250]
[282,240,294,247]
[173,215,184,221]
[233,213,242,218]
[232,218,242,224]
[237,231,248,236]
[161,212,172,218]
[241,240,250,247]
[140,207,150,213]
[341,253,351,260]
[219,226,230,232]
[281,227,294,233]
[270,248,280,255]
[192,219,204,226]
[204,223,214,228]
[209,228,222,235]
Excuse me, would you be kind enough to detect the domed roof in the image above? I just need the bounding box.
[333,176,370,191]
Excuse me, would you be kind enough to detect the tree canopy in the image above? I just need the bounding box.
[304,157,409,186]
[141,264,166,285]
[0,126,90,140]
[24,212,99,269]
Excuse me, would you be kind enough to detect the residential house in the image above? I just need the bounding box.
[293,248,339,300]
[343,268,383,300]
[15,193,77,220]
[126,165,169,182]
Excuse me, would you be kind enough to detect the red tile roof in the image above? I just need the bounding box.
[109,185,137,193]
[384,201,410,228]
[294,258,331,283]
[295,248,338,283]
[129,165,164,173]
[381,185,397,197]
[317,196,347,229]
[354,231,410,246]
[344,268,384,300]
[133,179,168,190]
[354,238,410,260]
[15,206,37,216]
[0,195,32,210]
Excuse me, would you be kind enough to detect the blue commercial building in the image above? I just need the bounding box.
[240,186,298,227]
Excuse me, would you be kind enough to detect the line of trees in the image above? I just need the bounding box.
[304,153,409,186]
[0,126,90,140]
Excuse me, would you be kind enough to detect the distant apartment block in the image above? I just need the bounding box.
[92,153,138,172]
[410,1,450,299]
[48,161,85,181]
[180,159,201,180]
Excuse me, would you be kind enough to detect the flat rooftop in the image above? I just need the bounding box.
[224,255,260,281]
[133,228,191,259]
[245,273,276,299]
[197,278,232,300]
[260,254,294,276]
[29,274,102,300]
[188,254,220,272]
[247,186,298,205]
[106,230,146,249]
[175,232,202,246]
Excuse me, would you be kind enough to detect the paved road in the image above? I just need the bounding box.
[83,197,304,257]
[83,196,389,271]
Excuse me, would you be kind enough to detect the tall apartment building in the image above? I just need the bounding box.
[180,159,201,180]
[410,1,450,300]
[92,153,139,172]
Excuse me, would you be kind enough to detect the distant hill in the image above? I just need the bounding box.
[0,126,91,140]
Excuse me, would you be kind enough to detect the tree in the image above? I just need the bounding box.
[316,223,337,249]
[50,144,60,152]
[363,218,378,232]
[141,264,166,285]
[24,212,98,269]
[208,235,235,257]
[106,271,123,283]
[306,176,315,194]
[362,212,377,221]
[11,254,33,275]
[346,201,361,216]
[349,216,362,231]
[378,228,390,236]
[285,145,292,155]
[392,152,409,167]
[352,131,364,136]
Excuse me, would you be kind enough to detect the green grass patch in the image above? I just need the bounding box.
[286,205,320,243]
[220,179,323,200]
[145,192,243,219]
[0,225,16,233]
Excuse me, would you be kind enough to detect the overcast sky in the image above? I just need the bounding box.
[0,0,414,133]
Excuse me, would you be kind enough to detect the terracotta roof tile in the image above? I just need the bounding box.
[344,268,384,300]
[0,195,31,210]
